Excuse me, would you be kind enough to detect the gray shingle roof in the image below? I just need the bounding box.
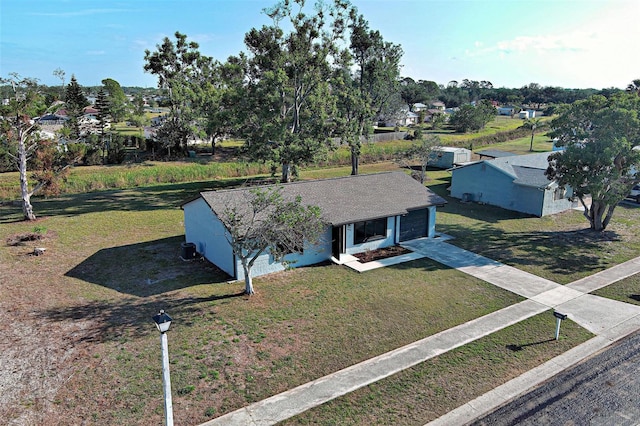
[489,152,554,188]
[199,172,447,226]
[512,166,553,188]
[476,149,517,158]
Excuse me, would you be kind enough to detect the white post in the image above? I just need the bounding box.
[555,317,562,341]
[160,332,174,426]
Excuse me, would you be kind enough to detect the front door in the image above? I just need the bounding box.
[332,225,345,258]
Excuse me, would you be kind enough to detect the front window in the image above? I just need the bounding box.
[354,218,387,244]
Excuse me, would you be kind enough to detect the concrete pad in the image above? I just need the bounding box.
[472,265,560,298]
[599,315,640,341]
[530,285,584,307]
[555,294,640,335]
[567,257,640,292]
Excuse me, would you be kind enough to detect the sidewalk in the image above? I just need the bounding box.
[201,240,640,426]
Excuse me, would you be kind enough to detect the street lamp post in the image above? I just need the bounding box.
[153,310,174,426]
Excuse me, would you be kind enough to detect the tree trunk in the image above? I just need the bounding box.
[351,149,359,176]
[281,162,292,183]
[18,139,36,221]
[589,200,607,231]
[242,263,254,295]
[529,132,534,151]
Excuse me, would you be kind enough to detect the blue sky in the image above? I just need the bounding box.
[1,0,638,89]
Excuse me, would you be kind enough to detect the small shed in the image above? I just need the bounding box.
[519,110,530,119]
[429,147,472,169]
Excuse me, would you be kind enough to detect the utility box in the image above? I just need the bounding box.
[181,242,197,260]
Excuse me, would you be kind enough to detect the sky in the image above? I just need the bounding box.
[1,0,639,90]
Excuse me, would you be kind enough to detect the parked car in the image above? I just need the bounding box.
[628,185,640,203]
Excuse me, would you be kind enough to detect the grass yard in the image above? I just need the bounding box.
[3,146,640,424]
[1,184,527,425]
[591,274,640,306]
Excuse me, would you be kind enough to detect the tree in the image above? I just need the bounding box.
[335,9,403,175]
[398,134,441,184]
[101,78,128,123]
[546,94,640,231]
[626,79,640,96]
[52,67,66,100]
[240,0,350,182]
[64,75,88,140]
[94,88,110,163]
[523,117,542,152]
[217,186,325,295]
[0,74,51,220]
[449,100,496,133]
[144,32,209,156]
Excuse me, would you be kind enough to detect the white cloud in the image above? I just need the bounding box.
[30,8,131,17]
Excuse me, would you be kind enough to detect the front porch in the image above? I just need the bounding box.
[331,234,453,272]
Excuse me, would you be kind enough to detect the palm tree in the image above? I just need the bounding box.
[524,117,542,151]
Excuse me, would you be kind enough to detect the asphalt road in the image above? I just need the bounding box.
[471,330,640,426]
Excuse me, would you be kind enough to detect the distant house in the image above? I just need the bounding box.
[413,103,428,112]
[429,147,472,169]
[182,172,447,280]
[497,106,516,116]
[37,114,67,126]
[450,152,577,217]
[429,101,446,110]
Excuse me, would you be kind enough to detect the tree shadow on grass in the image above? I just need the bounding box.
[436,220,618,277]
[65,236,234,297]
[36,291,246,344]
[0,176,274,223]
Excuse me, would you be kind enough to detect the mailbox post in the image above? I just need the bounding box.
[553,311,568,340]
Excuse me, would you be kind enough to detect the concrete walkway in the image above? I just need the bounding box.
[201,239,640,426]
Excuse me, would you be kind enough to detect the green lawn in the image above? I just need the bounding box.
[3,124,640,425]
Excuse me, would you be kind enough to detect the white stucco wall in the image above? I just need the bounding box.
[183,198,236,278]
[234,227,333,281]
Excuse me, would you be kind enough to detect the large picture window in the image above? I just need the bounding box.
[354,218,387,244]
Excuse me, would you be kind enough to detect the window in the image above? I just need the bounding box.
[553,187,565,201]
[354,218,387,244]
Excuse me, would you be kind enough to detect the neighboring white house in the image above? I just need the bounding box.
[429,147,473,169]
[497,106,516,116]
[182,172,447,280]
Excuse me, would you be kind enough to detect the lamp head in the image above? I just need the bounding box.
[153,310,172,333]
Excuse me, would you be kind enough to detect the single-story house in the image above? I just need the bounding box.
[182,172,447,280]
[497,106,516,116]
[430,101,446,110]
[449,152,577,217]
[429,147,472,169]
[412,102,428,112]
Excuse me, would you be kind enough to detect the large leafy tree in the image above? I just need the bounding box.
[449,100,496,133]
[101,78,128,123]
[144,32,211,156]
[217,186,325,295]
[335,9,403,175]
[193,56,244,155]
[546,94,640,231]
[240,0,349,182]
